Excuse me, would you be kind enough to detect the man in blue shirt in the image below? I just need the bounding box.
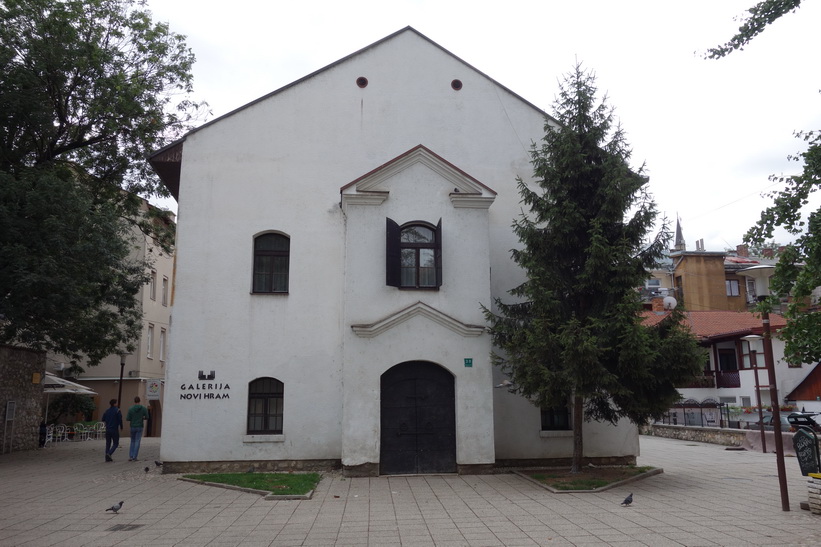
[101,399,122,462]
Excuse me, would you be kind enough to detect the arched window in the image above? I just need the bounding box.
[247,377,284,434]
[253,233,289,293]
[386,218,442,288]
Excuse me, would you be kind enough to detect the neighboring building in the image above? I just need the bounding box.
[786,366,821,414]
[46,198,174,436]
[643,219,779,312]
[643,310,816,414]
[148,27,638,475]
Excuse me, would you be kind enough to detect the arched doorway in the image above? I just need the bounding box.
[380,361,456,474]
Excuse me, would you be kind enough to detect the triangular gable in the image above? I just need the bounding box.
[148,26,552,199]
[351,301,485,338]
[340,145,496,210]
[785,364,821,401]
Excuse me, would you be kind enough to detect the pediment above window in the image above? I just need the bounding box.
[340,145,496,211]
[351,301,486,338]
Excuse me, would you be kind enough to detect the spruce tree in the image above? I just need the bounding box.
[485,65,703,472]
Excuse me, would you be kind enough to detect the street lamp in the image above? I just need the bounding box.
[738,265,789,512]
[741,334,767,454]
[117,352,130,408]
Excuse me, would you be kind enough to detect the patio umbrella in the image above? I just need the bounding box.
[43,372,97,422]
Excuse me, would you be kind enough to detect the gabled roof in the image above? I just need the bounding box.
[148,26,552,200]
[641,310,787,341]
[785,364,821,401]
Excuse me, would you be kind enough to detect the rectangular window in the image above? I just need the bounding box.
[147,324,154,358]
[647,278,661,288]
[741,396,752,407]
[149,270,157,300]
[726,279,740,296]
[159,328,167,362]
[253,234,289,293]
[740,340,758,369]
[247,378,284,434]
[161,276,169,306]
[541,406,571,431]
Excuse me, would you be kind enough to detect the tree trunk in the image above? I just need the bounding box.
[571,394,584,473]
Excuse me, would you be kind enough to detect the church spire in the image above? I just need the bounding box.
[672,216,686,252]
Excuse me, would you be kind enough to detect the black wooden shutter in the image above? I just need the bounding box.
[435,218,443,287]
[386,217,400,287]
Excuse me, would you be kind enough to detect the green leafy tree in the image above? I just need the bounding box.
[707,0,821,363]
[484,65,703,472]
[0,0,201,366]
[705,0,803,59]
[47,393,96,424]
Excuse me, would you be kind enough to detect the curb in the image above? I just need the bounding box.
[513,467,663,493]
[178,477,315,500]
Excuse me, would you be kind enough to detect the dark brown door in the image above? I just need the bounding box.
[380,361,456,475]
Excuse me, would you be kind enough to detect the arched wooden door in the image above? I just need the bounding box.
[380,361,456,475]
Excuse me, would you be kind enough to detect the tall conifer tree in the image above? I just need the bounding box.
[485,65,703,472]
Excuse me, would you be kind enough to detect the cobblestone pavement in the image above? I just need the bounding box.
[1,435,819,546]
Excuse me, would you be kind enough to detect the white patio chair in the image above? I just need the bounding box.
[54,424,68,442]
[73,423,90,441]
[44,425,54,447]
[94,422,106,440]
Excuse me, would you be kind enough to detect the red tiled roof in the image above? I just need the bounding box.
[641,310,787,341]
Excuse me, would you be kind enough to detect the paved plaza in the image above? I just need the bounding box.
[1,434,820,546]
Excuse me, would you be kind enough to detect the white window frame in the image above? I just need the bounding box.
[149,270,157,300]
[161,276,169,306]
[159,328,166,362]
[147,324,154,359]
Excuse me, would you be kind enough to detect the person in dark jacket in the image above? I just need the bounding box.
[101,399,123,462]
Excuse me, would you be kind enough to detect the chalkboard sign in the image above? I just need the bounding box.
[792,429,820,476]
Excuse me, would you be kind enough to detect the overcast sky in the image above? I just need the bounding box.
[146,0,821,253]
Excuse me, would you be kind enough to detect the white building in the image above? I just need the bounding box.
[149,27,637,475]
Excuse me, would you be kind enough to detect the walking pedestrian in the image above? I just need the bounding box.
[102,399,123,462]
[126,396,149,461]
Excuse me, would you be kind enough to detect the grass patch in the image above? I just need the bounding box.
[529,465,654,491]
[182,472,320,495]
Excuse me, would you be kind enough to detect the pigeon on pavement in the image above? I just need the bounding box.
[620,493,633,506]
[144,466,150,473]
[106,501,124,513]
[155,460,163,467]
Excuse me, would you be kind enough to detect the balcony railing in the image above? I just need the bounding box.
[681,375,715,389]
[716,371,741,388]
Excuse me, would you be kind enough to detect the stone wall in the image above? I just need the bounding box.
[641,423,748,446]
[0,346,46,454]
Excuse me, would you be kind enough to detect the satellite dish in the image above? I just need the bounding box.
[663,296,678,310]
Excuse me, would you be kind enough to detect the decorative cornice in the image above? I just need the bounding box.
[351,301,486,338]
[449,194,495,209]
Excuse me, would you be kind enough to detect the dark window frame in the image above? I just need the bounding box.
[252,232,290,294]
[247,377,284,434]
[540,405,571,431]
[386,218,442,289]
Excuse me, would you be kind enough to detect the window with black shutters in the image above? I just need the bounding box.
[386,218,442,289]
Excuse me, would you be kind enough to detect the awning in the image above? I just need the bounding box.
[43,372,97,395]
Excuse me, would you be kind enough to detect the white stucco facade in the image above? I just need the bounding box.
[154,28,638,473]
